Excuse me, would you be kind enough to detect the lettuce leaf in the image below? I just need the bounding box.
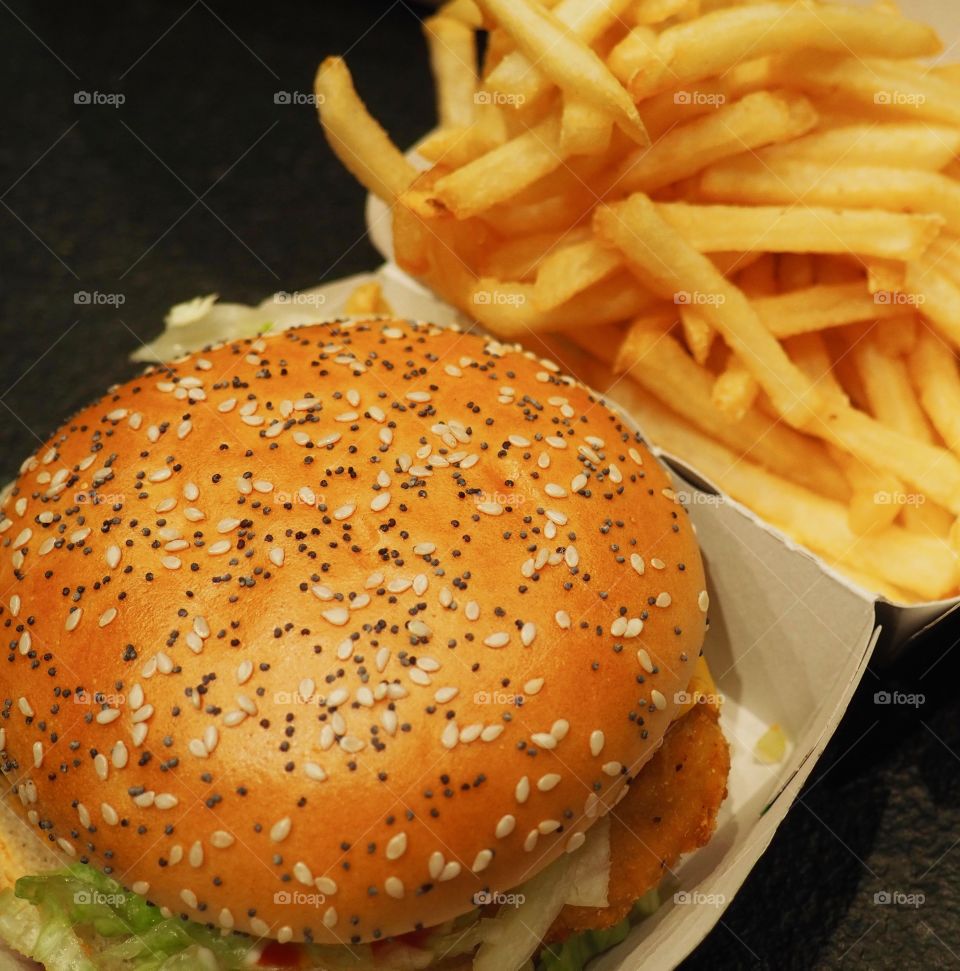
[533,889,660,971]
[534,920,631,971]
[0,865,253,970]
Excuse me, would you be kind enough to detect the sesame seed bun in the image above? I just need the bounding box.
[0,319,708,946]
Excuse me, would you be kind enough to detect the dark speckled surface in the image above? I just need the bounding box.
[2,2,960,968]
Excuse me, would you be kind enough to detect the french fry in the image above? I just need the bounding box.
[626,3,940,101]
[904,251,960,349]
[865,258,907,295]
[468,271,658,337]
[607,26,658,84]
[754,123,960,171]
[699,158,960,234]
[479,0,648,142]
[533,238,624,309]
[656,202,942,261]
[777,253,815,291]
[908,331,960,455]
[680,308,715,366]
[424,16,478,130]
[815,255,865,286]
[441,0,484,27]
[481,187,597,235]
[560,97,614,156]
[736,252,777,297]
[835,453,901,534]
[315,57,418,202]
[612,90,817,195]
[480,227,590,282]
[630,0,699,26]
[751,282,900,338]
[711,358,759,421]
[871,315,918,358]
[852,336,935,442]
[606,378,956,601]
[485,0,636,104]
[817,405,960,515]
[596,194,823,426]
[343,281,392,316]
[788,333,900,533]
[432,115,567,218]
[770,53,960,127]
[615,323,849,499]
[710,251,761,278]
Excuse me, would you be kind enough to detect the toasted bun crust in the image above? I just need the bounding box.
[0,320,707,945]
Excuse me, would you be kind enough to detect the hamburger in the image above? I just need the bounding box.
[0,319,729,970]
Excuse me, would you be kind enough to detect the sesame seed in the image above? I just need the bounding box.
[385,877,404,899]
[386,833,407,860]
[270,817,292,842]
[566,832,586,853]
[495,814,516,839]
[590,730,605,757]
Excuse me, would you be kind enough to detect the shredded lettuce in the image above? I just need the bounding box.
[533,889,660,971]
[0,864,661,971]
[0,865,252,970]
[534,920,631,971]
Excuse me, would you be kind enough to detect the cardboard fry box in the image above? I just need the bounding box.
[134,260,934,969]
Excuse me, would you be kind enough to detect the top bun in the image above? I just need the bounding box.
[0,320,707,945]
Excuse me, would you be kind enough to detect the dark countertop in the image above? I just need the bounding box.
[2,2,959,967]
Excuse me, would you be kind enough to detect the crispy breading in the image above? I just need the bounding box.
[547,702,730,940]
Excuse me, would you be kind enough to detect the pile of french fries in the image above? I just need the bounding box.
[315,0,960,604]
